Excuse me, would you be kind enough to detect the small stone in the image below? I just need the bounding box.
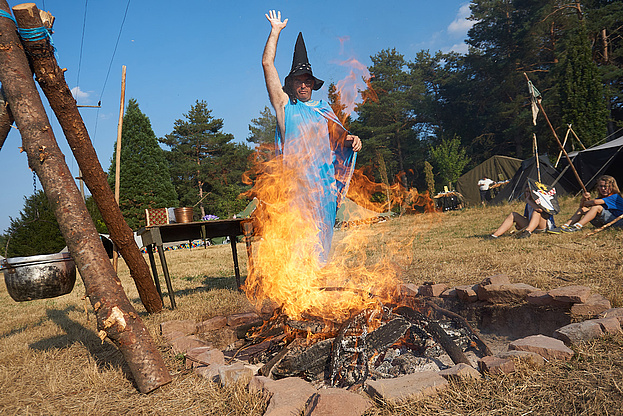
[548,285,591,303]
[477,283,539,304]
[438,363,482,381]
[509,334,574,361]
[227,312,261,327]
[554,321,604,345]
[418,283,448,297]
[185,346,224,369]
[440,287,458,299]
[160,319,197,337]
[261,377,317,416]
[570,294,612,317]
[478,355,515,375]
[480,274,511,286]
[304,388,372,416]
[365,371,448,403]
[218,362,255,387]
[455,285,479,302]
[591,317,622,334]
[399,283,419,297]
[169,335,208,355]
[195,363,221,381]
[599,308,623,325]
[197,316,227,332]
[496,350,544,368]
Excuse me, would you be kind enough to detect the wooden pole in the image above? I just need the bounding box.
[583,213,623,238]
[533,133,541,182]
[11,3,163,313]
[0,87,14,151]
[523,73,587,193]
[568,124,587,150]
[555,127,571,168]
[112,66,126,272]
[2,2,171,393]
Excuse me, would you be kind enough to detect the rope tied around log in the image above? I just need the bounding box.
[0,9,56,51]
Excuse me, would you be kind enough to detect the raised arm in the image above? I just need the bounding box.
[262,10,289,126]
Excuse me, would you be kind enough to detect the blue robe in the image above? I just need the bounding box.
[275,99,356,264]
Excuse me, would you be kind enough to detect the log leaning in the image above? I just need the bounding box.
[12,2,163,314]
[0,1,171,393]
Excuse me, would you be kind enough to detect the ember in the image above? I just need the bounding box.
[225,295,491,389]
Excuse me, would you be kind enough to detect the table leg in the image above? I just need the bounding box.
[242,221,254,277]
[156,244,177,309]
[146,244,163,300]
[230,235,241,291]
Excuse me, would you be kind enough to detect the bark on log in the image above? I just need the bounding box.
[12,3,163,313]
[0,87,14,151]
[0,2,171,393]
[394,306,471,366]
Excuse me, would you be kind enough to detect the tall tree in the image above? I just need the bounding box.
[429,137,471,191]
[161,100,252,219]
[108,99,178,230]
[557,22,609,146]
[247,105,276,146]
[352,48,425,189]
[0,191,65,257]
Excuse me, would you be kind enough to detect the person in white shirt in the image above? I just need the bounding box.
[477,177,495,205]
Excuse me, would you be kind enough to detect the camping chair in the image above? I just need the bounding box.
[145,207,170,227]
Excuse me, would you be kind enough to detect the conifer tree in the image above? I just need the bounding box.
[161,100,252,219]
[108,98,178,230]
[558,23,609,146]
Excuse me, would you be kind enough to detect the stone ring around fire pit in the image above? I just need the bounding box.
[160,274,623,415]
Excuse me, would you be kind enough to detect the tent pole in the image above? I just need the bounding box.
[523,73,587,193]
[533,133,541,182]
[555,127,571,168]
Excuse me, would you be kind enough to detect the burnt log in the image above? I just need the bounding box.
[12,3,163,313]
[0,2,171,393]
[394,306,471,366]
[271,338,334,380]
[424,300,493,356]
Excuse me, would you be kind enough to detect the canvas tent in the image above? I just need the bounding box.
[490,155,575,205]
[558,134,623,192]
[456,155,523,206]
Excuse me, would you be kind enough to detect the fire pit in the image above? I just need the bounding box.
[223,292,494,389]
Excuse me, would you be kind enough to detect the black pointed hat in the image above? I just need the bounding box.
[284,32,324,91]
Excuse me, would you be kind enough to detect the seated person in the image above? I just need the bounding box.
[488,187,555,239]
[552,175,623,233]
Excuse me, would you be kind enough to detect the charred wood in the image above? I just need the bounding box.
[394,306,470,366]
[424,300,493,356]
[271,338,333,380]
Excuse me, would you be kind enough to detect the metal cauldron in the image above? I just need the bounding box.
[2,252,76,302]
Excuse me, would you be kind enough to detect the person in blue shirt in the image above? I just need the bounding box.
[261,10,361,264]
[557,175,623,232]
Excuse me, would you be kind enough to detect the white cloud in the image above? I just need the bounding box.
[447,42,469,54]
[71,86,90,102]
[447,4,474,36]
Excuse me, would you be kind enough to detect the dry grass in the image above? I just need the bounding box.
[1,195,622,415]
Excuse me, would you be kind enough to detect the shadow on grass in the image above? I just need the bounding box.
[29,306,130,375]
[127,274,248,309]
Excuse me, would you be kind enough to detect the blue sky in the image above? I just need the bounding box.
[0,0,474,233]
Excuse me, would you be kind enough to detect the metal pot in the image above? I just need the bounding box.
[2,252,76,302]
[174,207,194,223]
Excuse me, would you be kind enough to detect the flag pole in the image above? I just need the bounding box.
[523,73,587,193]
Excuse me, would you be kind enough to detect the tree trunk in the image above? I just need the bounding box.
[0,87,14,151]
[12,3,163,314]
[0,2,171,393]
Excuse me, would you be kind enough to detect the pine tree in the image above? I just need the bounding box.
[0,191,66,257]
[108,98,178,230]
[557,23,609,146]
[161,100,252,219]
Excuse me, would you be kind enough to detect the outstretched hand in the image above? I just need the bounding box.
[265,10,287,30]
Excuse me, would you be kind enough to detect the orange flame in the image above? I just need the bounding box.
[243,48,438,324]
